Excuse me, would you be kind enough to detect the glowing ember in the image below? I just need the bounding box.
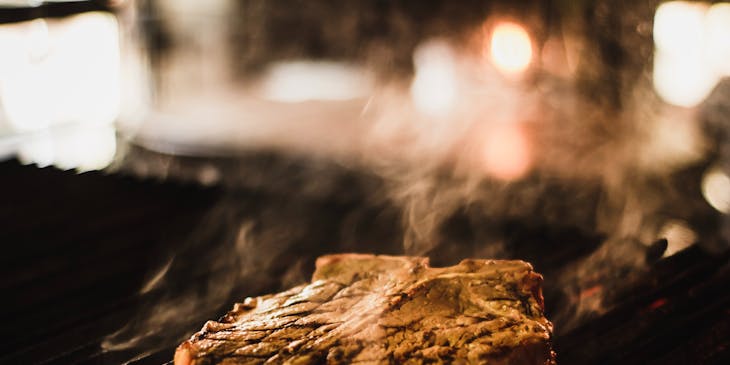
[481,123,531,181]
[648,298,668,311]
[489,22,533,75]
[579,285,602,300]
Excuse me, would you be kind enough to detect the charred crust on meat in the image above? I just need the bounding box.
[175,254,555,365]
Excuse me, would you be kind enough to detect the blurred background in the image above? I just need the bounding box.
[1,0,730,364]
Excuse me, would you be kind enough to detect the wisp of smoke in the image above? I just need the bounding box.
[104,0,726,356]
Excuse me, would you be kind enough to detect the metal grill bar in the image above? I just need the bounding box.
[2,158,730,365]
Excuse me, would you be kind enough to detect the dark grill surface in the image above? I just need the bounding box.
[1,158,729,365]
[556,246,730,364]
[0,159,220,365]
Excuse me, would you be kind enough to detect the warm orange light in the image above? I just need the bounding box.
[489,22,533,75]
[482,123,531,181]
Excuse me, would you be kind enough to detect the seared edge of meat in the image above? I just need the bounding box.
[175,254,555,365]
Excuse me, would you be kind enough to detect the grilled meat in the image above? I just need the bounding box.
[175,254,555,364]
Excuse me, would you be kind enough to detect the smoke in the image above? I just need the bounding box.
[103,201,245,352]
[103,0,729,358]
[103,150,403,354]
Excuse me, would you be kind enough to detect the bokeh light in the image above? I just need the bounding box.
[410,39,458,117]
[702,166,730,214]
[705,3,730,76]
[0,12,120,170]
[261,61,372,103]
[489,22,533,75]
[652,1,730,107]
[482,123,531,181]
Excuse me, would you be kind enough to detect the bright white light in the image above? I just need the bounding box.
[653,50,717,107]
[0,12,120,170]
[706,3,730,76]
[410,39,458,117]
[652,1,730,107]
[489,22,533,75]
[17,131,54,167]
[53,126,117,171]
[482,123,531,181]
[25,18,49,62]
[16,126,117,171]
[0,12,120,132]
[654,2,707,54]
[51,12,120,126]
[260,61,372,103]
[702,167,730,214]
[1,0,43,6]
[0,19,52,131]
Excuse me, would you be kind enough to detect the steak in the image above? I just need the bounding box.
[175,254,555,365]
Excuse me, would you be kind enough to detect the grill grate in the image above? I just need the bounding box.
[0,159,221,365]
[555,247,730,364]
[2,158,729,365]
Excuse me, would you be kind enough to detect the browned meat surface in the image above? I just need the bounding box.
[175,254,555,365]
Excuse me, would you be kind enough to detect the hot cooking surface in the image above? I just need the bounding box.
[1,151,729,365]
[0,159,221,364]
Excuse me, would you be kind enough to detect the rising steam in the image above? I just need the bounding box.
[105,0,726,357]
